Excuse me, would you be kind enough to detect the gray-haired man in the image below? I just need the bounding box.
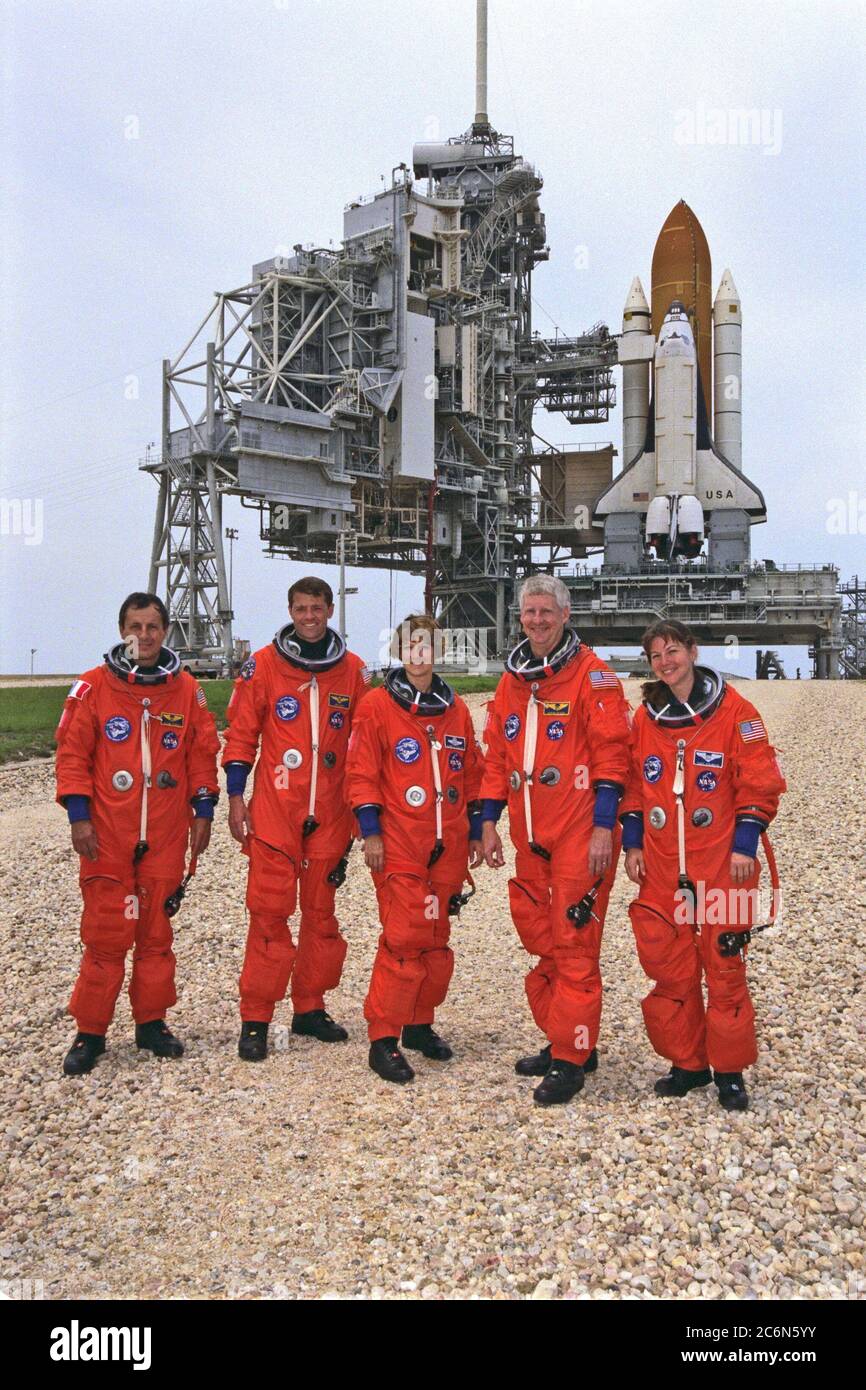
[480,576,632,1105]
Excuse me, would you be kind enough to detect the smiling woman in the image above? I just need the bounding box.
[620,618,787,1111]
[640,619,699,712]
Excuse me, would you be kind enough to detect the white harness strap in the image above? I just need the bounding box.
[673,736,689,886]
[427,726,444,845]
[305,676,320,823]
[139,702,153,847]
[522,686,540,845]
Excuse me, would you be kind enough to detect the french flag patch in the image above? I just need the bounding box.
[739,718,767,744]
[68,679,91,701]
[589,669,619,689]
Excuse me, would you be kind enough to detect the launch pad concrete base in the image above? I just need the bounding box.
[557,563,842,676]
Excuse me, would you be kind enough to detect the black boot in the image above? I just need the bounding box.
[291,1009,348,1043]
[135,1019,184,1058]
[533,1059,585,1106]
[516,1044,598,1077]
[654,1065,712,1097]
[515,1043,551,1077]
[715,1071,749,1111]
[369,1037,414,1084]
[402,1024,453,1060]
[63,1032,105,1076]
[238,1021,269,1061]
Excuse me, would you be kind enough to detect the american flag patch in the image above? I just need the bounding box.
[739,718,766,743]
[360,666,372,685]
[589,669,619,689]
[68,679,91,700]
[196,687,208,708]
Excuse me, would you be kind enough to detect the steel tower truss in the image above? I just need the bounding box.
[143,115,617,664]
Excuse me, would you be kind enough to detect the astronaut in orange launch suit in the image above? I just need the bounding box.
[621,619,786,1112]
[481,575,632,1107]
[345,614,484,1084]
[55,592,220,1076]
[223,576,369,1060]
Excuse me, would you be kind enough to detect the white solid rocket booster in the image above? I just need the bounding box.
[621,276,651,466]
[713,269,742,471]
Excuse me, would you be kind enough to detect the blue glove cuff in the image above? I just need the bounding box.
[733,818,762,858]
[192,797,215,820]
[620,812,644,851]
[356,804,382,838]
[481,798,506,824]
[225,762,251,797]
[593,782,622,829]
[64,794,91,824]
[468,811,483,841]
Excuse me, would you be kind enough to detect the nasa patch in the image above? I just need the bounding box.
[448,752,464,772]
[105,716,132,743]
[696,770,718,793]
[643,755,663,784]
[545,720,566,741]
[394,736,421,765]
[161,731,179,750]
[504,713,521,742]
[241,657,256,681]
[329,710,345,730]
[275,695,301,722]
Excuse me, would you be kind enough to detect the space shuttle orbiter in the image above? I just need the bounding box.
[593,201,765,566]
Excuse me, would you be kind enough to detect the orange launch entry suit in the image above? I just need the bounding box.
[480,631,632,1066]
[55,648,220,1034]
[620,669,786,1074]
[344,670,484,1042]
[222,628,368,1021]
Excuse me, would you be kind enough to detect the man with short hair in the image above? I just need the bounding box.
[223,576,369,1060]
[481,575,632,1106]
[55,592,220,1075]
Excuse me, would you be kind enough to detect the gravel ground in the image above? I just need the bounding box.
[1,681,864,1301]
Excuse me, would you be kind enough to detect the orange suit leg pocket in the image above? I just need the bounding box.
[240,840,299,1022]
[292,857,347,1013]
[364,873,432,1040]
[547,878,608,1064]
[703,932,758,1073]
[629,900,708,1071]
[71,873,138,1034]
[129,879,177,1026]
[508,874,556,1038]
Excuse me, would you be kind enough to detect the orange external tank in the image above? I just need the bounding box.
[651,200,713,422]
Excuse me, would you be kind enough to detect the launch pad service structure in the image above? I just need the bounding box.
[143,0,846,678]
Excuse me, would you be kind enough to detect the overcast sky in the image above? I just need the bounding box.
[1,0,863,676]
